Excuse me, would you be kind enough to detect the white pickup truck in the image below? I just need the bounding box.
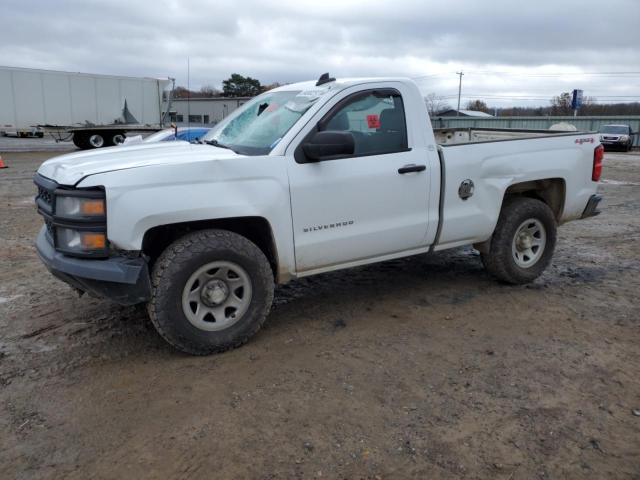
[34,74,604,355]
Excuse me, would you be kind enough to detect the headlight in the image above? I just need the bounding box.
[53,190,107,256]
[619,135,629,141]
[55,194,105,219]
[56,227,107,255]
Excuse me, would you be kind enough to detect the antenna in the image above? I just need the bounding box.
[316,72,335,86]
[187,57,191,133]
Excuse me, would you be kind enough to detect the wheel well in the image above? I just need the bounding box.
[474,178,565,255]
[503,178,565,221]
[142,217,279,278]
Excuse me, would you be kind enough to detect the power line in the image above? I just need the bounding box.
[412,73,450,80]
[414,70,640,79]
[464,70,640,77]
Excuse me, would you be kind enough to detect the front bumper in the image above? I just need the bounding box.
[36,226,151,305]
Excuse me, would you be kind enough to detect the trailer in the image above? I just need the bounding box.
[0,65,172,149]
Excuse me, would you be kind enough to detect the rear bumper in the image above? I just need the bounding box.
[36,226,151,305]
[581,194,602,219]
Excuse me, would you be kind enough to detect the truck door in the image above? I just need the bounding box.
[287,88,431,273]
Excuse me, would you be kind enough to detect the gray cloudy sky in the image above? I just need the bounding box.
[1,0,639,107]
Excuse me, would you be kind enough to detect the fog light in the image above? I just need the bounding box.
[56,228,107,254]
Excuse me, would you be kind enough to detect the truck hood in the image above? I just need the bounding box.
[37,142,242,186]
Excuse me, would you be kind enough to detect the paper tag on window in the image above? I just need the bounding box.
[367,114,380,129]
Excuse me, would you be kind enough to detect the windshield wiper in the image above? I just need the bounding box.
[204,139,237,152]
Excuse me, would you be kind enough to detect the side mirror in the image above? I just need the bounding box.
[302,130,355,162]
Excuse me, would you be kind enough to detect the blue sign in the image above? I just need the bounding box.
[571,89,584,109]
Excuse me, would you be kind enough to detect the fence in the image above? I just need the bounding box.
[430,116,640,147]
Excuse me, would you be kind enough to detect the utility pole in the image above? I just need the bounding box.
[187,57,191,129]
[456,71,464,116]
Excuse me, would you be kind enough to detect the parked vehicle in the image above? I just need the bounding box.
[0,65,172,148]
[598,124,635,151]
[34,74,604,355]
[122,127,211,146]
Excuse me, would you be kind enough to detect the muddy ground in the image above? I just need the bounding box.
[0,148,639,479]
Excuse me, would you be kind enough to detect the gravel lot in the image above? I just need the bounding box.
[0,135,76,152]
[0,147,639,479]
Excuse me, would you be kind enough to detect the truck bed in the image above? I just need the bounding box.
[433,129,599,253]
[434,127,587,145]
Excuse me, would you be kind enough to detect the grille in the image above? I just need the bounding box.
[45,219,54,236]
[34,174,57,244]
[37,186,53,207]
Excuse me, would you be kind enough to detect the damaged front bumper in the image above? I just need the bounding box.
[35,226,151,305]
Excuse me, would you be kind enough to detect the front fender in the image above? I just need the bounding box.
[77,157,296,279]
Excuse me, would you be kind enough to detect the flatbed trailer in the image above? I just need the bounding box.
[0,65,172,148]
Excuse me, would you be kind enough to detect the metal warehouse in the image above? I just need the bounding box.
[163,97,251,126]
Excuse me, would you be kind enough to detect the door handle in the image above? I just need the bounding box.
[398,164,426,174]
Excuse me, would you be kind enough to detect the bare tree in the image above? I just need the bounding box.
[465,99,489,113]
[425,93,450,116]
[550,92,573,115]
[199,85,222,97]
[261,82,283,93]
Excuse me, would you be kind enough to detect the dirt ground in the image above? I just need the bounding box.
[0,148,639,479]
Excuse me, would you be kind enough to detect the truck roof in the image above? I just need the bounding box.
[270,77,414,93]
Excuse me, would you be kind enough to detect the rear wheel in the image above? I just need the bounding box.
[111,132,126,146]
[104,131,126,146]
[87,133,105,148]
[148,229,274,355]
[72,133,89,149]
[481,197,557,284]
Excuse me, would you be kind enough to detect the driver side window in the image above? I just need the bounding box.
[321,90,408,156]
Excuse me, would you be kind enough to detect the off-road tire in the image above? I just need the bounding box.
[148,229,274,355]
[481,196,557,284]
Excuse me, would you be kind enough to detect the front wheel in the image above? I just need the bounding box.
[481,197,557,284]
[148,229,274,355]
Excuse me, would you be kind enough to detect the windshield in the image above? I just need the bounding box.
[599,125,629,134]
[202,89,326,155]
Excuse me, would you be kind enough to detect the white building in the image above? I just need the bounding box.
[163,97,252,126]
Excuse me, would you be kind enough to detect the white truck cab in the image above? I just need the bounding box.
[34,74,603,354]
